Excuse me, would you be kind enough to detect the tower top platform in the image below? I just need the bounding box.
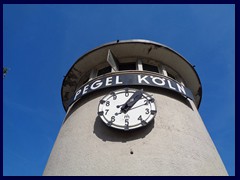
[61,39,202,111]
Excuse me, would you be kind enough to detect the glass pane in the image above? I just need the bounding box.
[119,63,136,70]
[142,63,159,73]
[97,66,112,76]
[168,72,176,80]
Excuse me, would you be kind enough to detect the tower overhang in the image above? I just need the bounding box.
[61,39,202,111]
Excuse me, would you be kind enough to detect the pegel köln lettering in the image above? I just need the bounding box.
[68,73,194,108]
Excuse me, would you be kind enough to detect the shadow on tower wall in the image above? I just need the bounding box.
[93,116,154,142]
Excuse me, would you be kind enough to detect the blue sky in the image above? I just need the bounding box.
[3,4,235,176]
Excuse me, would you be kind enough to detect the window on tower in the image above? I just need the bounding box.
[142,63,159,73]
[118,62,136,70]
[97,66,112,76]
[167,72,176,80]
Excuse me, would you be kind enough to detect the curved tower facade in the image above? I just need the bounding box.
[43,40,227,176]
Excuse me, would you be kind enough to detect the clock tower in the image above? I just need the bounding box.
[43,40,228,176]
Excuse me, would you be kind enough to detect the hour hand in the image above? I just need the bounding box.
[121,90,143,113]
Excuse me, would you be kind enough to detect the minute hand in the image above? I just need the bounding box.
[121,90,143,113]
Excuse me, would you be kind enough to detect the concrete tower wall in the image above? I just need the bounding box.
[43,87,227,176]
[44,40,228,176]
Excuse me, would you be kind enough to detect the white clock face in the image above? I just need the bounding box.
[98,88,157,130]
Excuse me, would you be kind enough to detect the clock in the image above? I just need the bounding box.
[98,88,157,130]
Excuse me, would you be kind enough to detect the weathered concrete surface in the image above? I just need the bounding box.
[43,88,228,176]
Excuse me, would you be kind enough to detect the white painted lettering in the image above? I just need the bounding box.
[152,77,165,86]
[74,89,82,100]
[167,80,176,90]
[138,75,150,84]
[106,77,112,86]
[82,84,89,95]
[91,80,103,90]
[177,83,186,95]
[115,76,123,84]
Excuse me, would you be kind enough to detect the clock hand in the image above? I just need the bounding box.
[121,90,143,113]
[126,102,148,111]
[126,91,143,107]
[115,112,122,116]
[116,103,141,115]
[116,97,145,108]
[116,104,125,108]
